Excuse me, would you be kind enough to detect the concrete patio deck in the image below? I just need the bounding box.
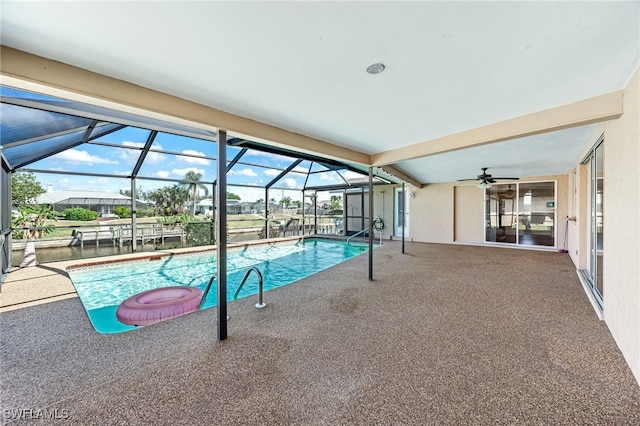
[1,241,638,424]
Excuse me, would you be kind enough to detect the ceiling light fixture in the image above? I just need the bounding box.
[477,182,492,189]
[366,63,385,74]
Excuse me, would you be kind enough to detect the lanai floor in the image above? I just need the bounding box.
[1,241,639,424]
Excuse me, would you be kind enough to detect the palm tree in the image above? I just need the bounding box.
[179,171,208,215]
[280,196,292,208]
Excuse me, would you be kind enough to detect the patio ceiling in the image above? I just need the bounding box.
[1,1,638,185]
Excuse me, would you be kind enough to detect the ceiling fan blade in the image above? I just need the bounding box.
[459,168,518,184]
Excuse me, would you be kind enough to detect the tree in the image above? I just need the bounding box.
[178,171,208,215]
[330,195,342,210]
[119,187,146,201]
[146,185,188,216]
[279,196,292,208]
[11,171,45,207]
[226,192,241,200]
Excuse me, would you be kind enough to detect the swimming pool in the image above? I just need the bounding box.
[67,238,369,333]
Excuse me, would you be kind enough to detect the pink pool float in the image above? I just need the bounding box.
[116,286,204,327]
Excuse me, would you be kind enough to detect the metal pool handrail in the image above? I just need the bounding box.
[233,267,266,309]
[347,227,383,247]
[347,228,368,246]
[199,274,217,310]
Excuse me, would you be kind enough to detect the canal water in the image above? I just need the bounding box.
[10,231,261,267]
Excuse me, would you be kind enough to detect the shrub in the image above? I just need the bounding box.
[185,220,215,246]
[136,207,155,218]
[157,213,192,224]
[113,206,131,218]
[63,208,98,221]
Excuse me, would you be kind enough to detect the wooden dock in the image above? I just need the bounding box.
[75,224,185,248]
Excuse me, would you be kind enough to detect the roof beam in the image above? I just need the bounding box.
[131,130,157,178]
[377,165,423,188]
[371,90,624,166]
[0,46,370,166]
[266,159,303,189]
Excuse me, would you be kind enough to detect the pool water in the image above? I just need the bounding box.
[68,239,369,333]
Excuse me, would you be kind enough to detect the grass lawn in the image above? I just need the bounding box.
[14,212,342,240]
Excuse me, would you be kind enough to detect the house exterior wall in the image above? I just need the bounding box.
[372,187,395,240]
[595,68,639,383]
[410,183,455,243]
[454,185,484,243]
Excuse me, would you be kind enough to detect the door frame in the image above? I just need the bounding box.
[393,186,410,238]
[581,136,604,308]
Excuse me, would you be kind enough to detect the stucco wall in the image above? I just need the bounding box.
[372,186,396,240]
[409,183,455,243]
[568,163,591,270]
[454,185,484,242]
[598,68,640,383]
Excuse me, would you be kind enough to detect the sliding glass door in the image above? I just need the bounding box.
[586,140,604,304]
[485,185,517,243]
[485,181,556,247]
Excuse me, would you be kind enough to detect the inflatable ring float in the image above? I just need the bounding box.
[116,286,204,327]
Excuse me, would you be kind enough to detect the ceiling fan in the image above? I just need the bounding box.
[458,167,519,188]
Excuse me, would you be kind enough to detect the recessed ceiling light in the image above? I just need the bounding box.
[366,63,385,74]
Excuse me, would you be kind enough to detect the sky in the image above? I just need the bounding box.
[2,85,368,204]
[27,126,365,203]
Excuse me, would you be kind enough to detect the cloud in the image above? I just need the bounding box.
[319,172,338,181]
[292,165,309,173]
[51,177,70,189]
[245,149,297,163]
[263,168,280,177]
[120,141,165,164]
[171,167,205,177]
[179,150,211,165]
[51,149,118,165]
[342,170,363,180]
[227,186,264,202]
[284,178,298,188]
[155,170,171,179]
[229,168,258,177]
